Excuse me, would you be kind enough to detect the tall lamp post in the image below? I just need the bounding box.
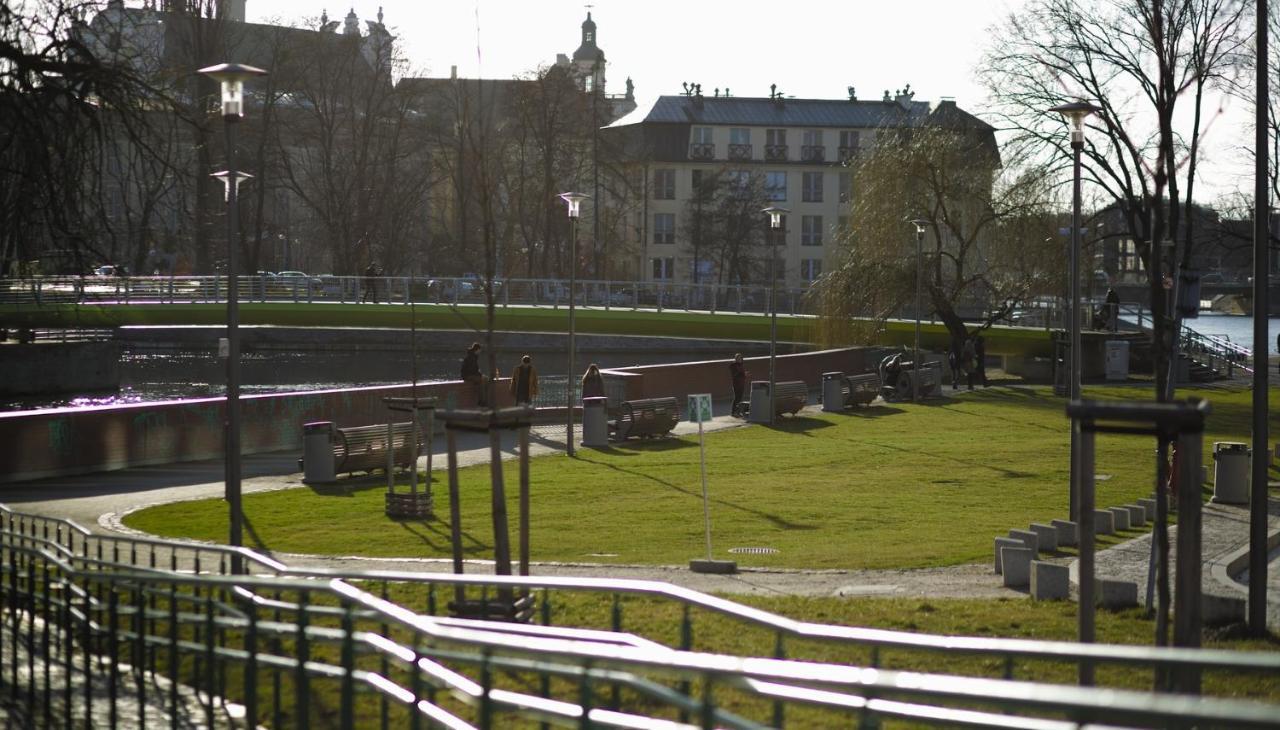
[200,62,267,569]
[761,206,789,425]
[1049,99,1098,673]
[908,218,929,403]
[559,192,589,456]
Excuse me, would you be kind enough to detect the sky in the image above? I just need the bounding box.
[246,0,1257,202]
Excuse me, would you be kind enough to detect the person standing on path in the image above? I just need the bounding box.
[581,363,605,401]
[974,334,988,387]
[729,353,748,416]
[509,355,539,405]
[948,337,963,390]
[1105,287,1121,332]
[361,262,379,303]
[460,342,486,406]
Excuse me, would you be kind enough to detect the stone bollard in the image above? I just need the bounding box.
[1093,510,1115,536]
[1028,523,1058,552]
[1096,578,1138,609]
[1202,594,1246,626]
[1136,497,1157,523]
[1050,519,1078,547]
[994,537,1023,574]
[1008,529,1039,554]
[1107,506,1131,531]
[1001,547,1034,588]
[1124,504,1145,528]
[1031,561,1069,600]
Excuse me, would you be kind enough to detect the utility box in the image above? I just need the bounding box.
[822,372,845,412]
[303,421,336,483]
[1104,340,1130,381]
[581,397,608,447]
[748,381,771,423]
[1211,441,1249,504]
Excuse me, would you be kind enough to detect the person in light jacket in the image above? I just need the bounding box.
[509,355,539,405]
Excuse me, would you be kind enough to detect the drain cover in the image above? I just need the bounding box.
[729,547,779,555]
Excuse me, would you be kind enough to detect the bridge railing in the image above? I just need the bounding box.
[3,504,1279,729]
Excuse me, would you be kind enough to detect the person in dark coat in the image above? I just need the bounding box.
[581,363,605,400]
[1104,287,1121,332]
[948,337,963,389]
[974,334,988,387]
[509,354,538,405]
[460,342,485,406]
[361,262,379,303]
[729,353,748,416]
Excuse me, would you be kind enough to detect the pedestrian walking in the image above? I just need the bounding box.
[581,363,605,400]
[460,342,486,406]
[729,353,748,416]
[362,262,380,303]
[962,336,978,390]
[948,337,963,389]
[509,354,539,405]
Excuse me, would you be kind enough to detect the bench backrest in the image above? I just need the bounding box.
[618,397,679,437]
[335,422,421,471]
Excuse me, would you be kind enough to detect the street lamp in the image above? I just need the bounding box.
[1049,97,1099,680]
[907,218,929,403]
[559,191,589,456]
[762,206,789,425]
[200,61,266,569]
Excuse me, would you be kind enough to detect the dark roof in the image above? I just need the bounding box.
[572,11,604,62]
[607,95,937,129]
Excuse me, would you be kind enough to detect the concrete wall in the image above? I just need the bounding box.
[0,346,883,483]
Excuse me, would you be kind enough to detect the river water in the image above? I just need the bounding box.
[1182,313,1280,352]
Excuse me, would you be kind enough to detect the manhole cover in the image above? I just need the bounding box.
[729,547,779,555]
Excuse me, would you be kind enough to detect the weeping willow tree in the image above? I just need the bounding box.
[816,123,1062,351]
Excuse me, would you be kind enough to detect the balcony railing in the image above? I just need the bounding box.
[727,143,752,160]
[838,145,860,161]
[765,144,788,161]
[688,142,714,160]
[801,145,825,162]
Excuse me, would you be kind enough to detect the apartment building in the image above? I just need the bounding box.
[603,89,992,288]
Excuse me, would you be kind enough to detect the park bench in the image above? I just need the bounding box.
[334,422,423,475]
[772,380,809,416]
[881,361,944,402]
[612,397,679,439]
[843,372,882,407]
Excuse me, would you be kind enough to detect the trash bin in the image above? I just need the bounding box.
[303,421,336,483]
[748,381,771,424]
[822,372,845,412]
[1104,340,1130,381]
[582,397,608,447]
[1211,441,1249,504]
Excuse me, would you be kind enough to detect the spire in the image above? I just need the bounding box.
[343,7,359,35]
[573,10,603,62]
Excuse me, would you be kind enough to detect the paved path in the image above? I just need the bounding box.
[1,402,1274,610]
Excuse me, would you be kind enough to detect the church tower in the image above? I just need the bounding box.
[571,12,606,93]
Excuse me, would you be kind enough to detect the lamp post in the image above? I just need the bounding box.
[559,192,588,456]
[908,218,929,403]
[1049,98,1099,678]
[762,206,789,425]
[200,62,266,569]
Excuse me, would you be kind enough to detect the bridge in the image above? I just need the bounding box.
[0,275,1057,357]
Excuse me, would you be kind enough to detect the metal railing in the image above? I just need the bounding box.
[0,275,820,317]
[4,504,1280,728]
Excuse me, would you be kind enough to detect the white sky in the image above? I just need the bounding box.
[246,0,1255,202]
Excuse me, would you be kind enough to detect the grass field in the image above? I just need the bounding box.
[124,384,1280,570]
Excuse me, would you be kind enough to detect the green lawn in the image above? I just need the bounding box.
[125,384,1280,569]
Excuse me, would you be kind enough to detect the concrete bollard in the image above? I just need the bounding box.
[1201,464,1210,484]
[1124,504,1146,528]
[1107,506,1131,531]
[1202,594,1246,626]
[1028,523,1058,552]
[1001,547,1034,588]
[1031,561,1069,600]
[1050,519,1078,547]
[1093,510,1115,536]
[1008,529,1039,554]
[994,537,1023,574]
[1096,578,1138,609]
[1136,497,1157,523]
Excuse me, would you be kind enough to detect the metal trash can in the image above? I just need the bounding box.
[748,381,771,424]
[303,421,336,483]
[581,397,608,447]
[822,371,845,412]
[1104,340,1130,381]
[1211,441,1249,504]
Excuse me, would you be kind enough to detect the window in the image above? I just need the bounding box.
[653,169,675,200]
[653,213,675,244]
[802,172,823,203]
[765,129,788,161]
[765,171,787,201]
[801,130,824,161]
[839,130,860,160]
[651,257,674,280]
[803,130,823,146]
[730,128,750,145]
[801,258,822,282]
[766,129,787,146]
[1119,239,1145,274]
[838,172,851,203]
[693,127,713,144]
[838,215,850,232]
[584,75,594,93]
[690,127,714,160]
[801,215,823,246]
[688,258,714,283]
[727,169,751,196]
